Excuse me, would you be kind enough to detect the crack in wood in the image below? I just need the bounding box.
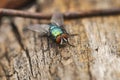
[33,33,37,52]
[16,71,20,80]
[25,49,34,76]
[0,61,18,79]
[0,62,9,80]
[10,20,25,50]
[87,59,93,80]
[4,50,11,67]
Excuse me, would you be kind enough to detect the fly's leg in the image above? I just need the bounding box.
[66,33,79,47]
[61,25,79,37]
[43,35,57,52]
[67,38,75,47]
[68,33,78,36]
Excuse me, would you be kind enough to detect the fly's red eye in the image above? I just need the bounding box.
[56,35,61,44]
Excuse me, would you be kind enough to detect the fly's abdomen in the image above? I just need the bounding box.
[49,24,63,38]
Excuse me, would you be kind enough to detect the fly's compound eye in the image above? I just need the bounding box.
[56,35,61,44]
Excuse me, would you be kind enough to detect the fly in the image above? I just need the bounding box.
[27,11,76,47]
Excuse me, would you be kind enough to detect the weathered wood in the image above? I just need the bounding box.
[0,0,120,80]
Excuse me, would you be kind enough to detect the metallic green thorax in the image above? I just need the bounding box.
[49,24,63,39]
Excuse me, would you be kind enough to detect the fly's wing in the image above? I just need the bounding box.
[27,24,50,36]
[51,11,64,27]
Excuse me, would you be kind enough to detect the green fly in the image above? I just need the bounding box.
[27,12,75,46]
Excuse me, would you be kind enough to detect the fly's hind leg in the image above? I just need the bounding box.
[43,35,57,52]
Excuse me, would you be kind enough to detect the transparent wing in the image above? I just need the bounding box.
[51,11,64,26]
[27,24,50,36]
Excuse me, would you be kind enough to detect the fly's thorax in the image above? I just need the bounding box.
[49,24,63,39]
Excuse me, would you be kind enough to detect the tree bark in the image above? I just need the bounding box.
[0,0,120,80]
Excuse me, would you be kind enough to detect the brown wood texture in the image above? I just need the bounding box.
[0,0,120,80]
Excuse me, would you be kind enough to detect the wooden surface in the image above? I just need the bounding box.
[0,0,120,80]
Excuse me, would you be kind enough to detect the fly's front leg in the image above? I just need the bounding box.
[61,25,79,37]
[68,34,79,37]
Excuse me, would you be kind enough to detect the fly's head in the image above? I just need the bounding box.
[56,33,75,47]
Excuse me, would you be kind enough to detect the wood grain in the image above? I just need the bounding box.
[0,0,120,80]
